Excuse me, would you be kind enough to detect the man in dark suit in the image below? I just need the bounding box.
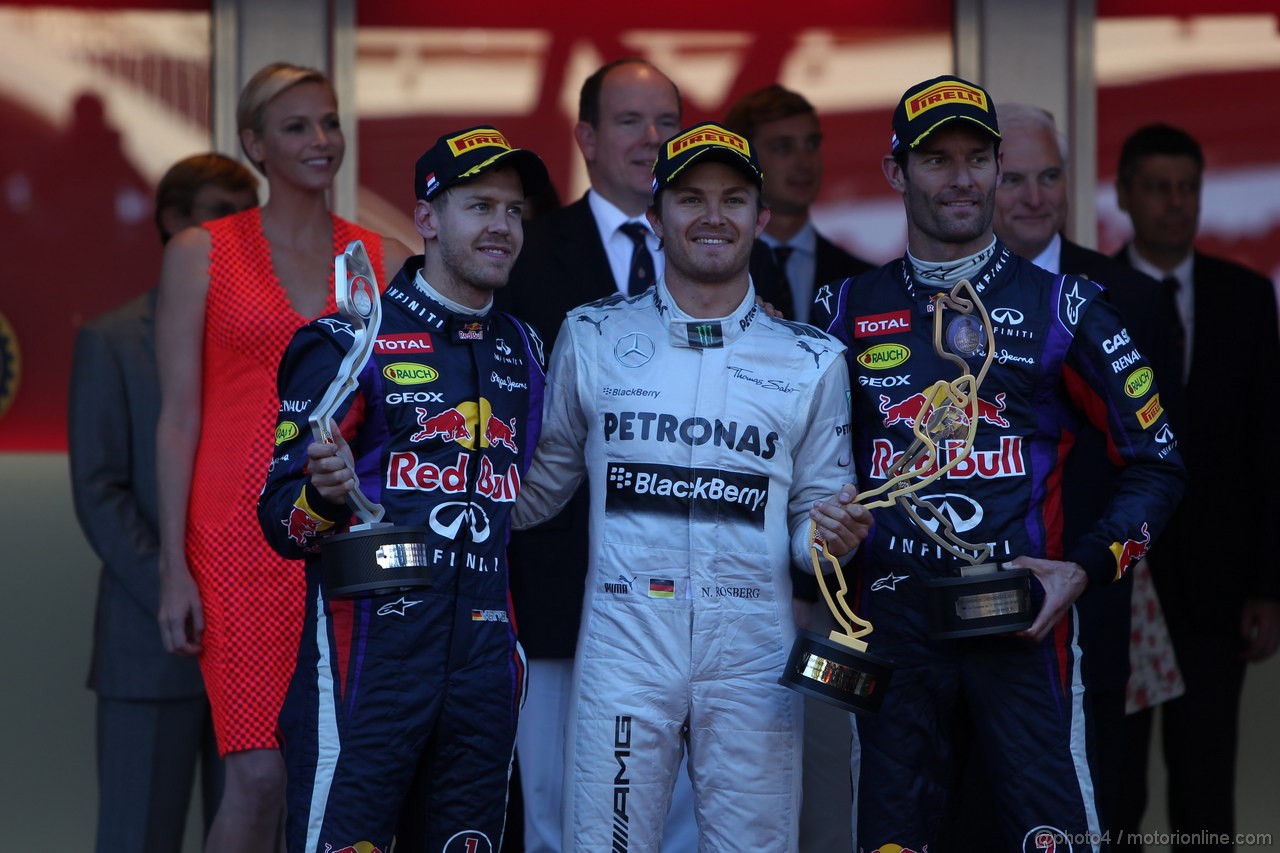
[724,84,873,324]
[69,154,258,853]
[1113,123,1279,849]
[494,58,697,852]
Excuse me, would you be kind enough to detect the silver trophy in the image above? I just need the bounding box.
[308,241,433,597]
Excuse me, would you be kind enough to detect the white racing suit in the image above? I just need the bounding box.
[514,280,852,852]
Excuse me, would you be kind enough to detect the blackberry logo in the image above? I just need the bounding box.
[605,462,768,526]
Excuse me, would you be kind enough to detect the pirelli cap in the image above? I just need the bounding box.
[652,122,763,196]
[891,75,1000,153]
[414,125,550,201]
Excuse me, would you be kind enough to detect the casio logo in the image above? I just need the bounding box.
[1102,328,1132,354]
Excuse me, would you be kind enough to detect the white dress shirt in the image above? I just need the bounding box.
[587,189,663,296]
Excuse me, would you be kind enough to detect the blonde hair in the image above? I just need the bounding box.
[236,62,336,173]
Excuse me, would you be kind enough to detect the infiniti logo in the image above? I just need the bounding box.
[614,332,655,368]
[915,492,984,533]
[429,501,491,543]
[991,307,1024,325]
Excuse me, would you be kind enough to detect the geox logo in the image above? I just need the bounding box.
[612,715,632,851]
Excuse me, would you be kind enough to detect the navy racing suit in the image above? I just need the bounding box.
[811,243,1186,852]
[259,258,545,853]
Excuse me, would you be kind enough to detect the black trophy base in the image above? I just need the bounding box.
[924,565,1036,639]
[779,629,893,714]
[320,524,436,598]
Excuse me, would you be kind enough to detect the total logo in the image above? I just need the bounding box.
[386,451,521,502]
[410,398,518,452]
[878,391,1009,429]
[374,333,433,354]
[853,309,911,339]
[870,436,1026,480]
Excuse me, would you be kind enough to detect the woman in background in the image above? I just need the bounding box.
[156,62,409,852]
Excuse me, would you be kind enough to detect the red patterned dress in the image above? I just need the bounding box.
[188,208,385,755]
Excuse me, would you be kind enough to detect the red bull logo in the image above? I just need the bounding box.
[457,322,485,341]
[285,504,319,547]
[484,415,518,452]
[878,392,1009,429]
[386,451,520,501]
[870,436,1025,480]
[1108,522,1150,579]
[413,406,472,443]
[870,844,924,853]
[411,398,513,451]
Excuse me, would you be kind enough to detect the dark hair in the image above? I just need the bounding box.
[578,58,681,127]
[723,84,814,140]
[1117,123,1204,187]
[154,153,259,243]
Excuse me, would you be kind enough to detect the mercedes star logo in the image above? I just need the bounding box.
[614,332,655,368]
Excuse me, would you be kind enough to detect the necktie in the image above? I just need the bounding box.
[620,222,655,296]
[1161,275,1187,373]
[773,245,794,298]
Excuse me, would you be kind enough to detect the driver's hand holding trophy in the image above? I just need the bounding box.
[781,276,1036,712]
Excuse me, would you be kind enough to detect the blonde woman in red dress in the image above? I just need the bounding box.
[156,63,410,852]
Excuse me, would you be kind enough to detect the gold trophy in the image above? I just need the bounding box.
[780,279,1035,712]
[308,240,434,597]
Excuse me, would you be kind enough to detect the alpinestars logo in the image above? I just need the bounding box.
[605,463,768,525]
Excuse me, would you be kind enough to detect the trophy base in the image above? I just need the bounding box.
[320,524,436,598]
[924,564,1036,638]
[778,630,893,714]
